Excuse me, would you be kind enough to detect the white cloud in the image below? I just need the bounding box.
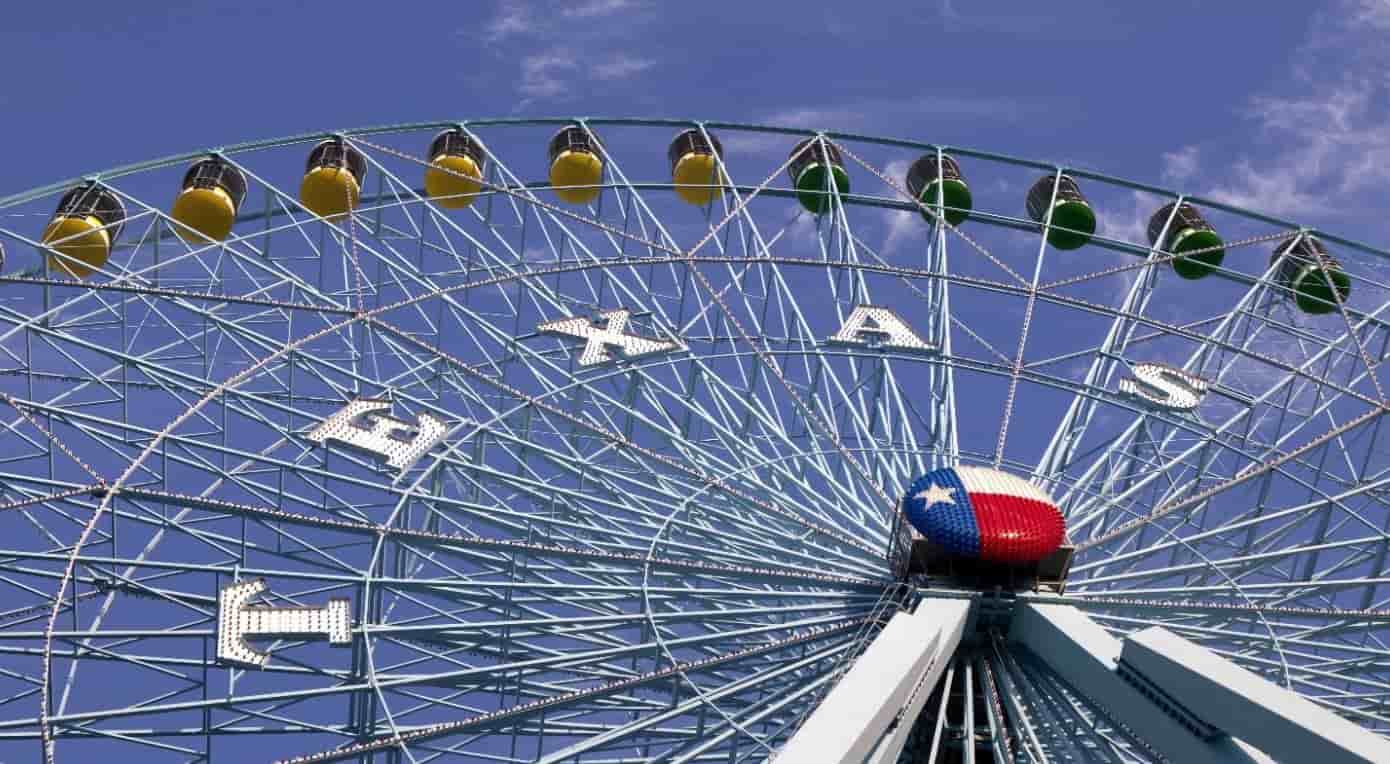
[1206,81,1390,217]
[721,96,1028,157]
[1097,190,1150,249]
[562,0,642,18]
[1187,1,1390,224]
[519,51,578,98]
[593,54,655,81]
[774,95,1024,130]
[1206,158,1329,219]
[1160,145,1200,185]
[790,214,818,248]
[515,49,654,106]
[484,0,531,44]
[1348,0,1390,29]
[880,159,917,255]
[487,0,643,42]
[483,0,656,107]
[934,1,1132,41]
[881,210,917,257]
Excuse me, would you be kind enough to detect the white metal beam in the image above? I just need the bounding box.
[1121,626,1390,764]
[1010,602,1273,764]
[775,596,972,763]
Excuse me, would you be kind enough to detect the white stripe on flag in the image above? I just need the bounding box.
[956,466,1054,504]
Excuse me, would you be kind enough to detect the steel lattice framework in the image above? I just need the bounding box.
[0,118,1386,762]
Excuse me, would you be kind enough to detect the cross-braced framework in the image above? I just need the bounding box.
[0,118,1386,762]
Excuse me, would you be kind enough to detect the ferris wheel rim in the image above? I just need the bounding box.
[0,116,1385,760]
[5,115,1388,262]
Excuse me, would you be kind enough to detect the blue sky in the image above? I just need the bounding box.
[1,0,1386,249]
[0,5,1387,760]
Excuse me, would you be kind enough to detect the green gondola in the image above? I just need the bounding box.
[1147,202,1225,279]
[1273,234,1351,314]
[788,138,849,215]
[905,153,972,226]
[1026,173,1096,250]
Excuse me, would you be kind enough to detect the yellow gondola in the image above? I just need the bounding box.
[41,183,126,279]
[170,157,248,242]
[299,139,367,219]
[424,129,486,209]
[668,128,723,206]
[548,125,603,204]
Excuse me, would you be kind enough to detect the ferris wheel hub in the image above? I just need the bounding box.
[1,117,1384,762]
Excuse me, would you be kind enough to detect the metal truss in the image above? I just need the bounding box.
[0,118,1385,762]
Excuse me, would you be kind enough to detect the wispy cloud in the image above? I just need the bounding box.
[593,54,655,81]
[773,96,1026,131]
[1348,0,1390,30]
[484,0,532,44]
[1205,82,1389,217]
[562,0,642,18]
[1160,145,1200,185]
[722,96,1030,156]
[482,0,656,109]
[935,0,1133,41]
[1097,190,1150,249]
[1186,1,1390,225]
[519,51,577,98]
[880,159,917,255]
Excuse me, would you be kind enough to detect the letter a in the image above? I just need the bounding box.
[828,306,936,353]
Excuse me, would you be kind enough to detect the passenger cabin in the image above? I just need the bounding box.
[1026,173,1096,250]
[905,153,972,226]
[299,139,367,220]
[42,183,126,279]
[548,125,604,205]
[668,128,722,206]
[1273,234,1351,314]
[1147,202,1225,279]
[788,137,848,215]
[424,129,486,210]
[170,156,247,243]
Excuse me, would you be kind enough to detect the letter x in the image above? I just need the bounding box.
[538,309,683,366]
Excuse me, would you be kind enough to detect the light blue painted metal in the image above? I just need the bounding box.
[1011,602,1273,763]
[1122,626,1390,764]
[775,596,971,763]
[0,118,1382,763]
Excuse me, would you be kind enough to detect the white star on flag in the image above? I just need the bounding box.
[914,482,956,507]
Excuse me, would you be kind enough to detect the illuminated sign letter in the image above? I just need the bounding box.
[1118,363,1209,411]
[217,579,351,668]
[307,398,449,477]
[828,306,936,352]
[539,309,683,366]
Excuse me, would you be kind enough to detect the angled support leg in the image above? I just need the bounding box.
[775,595,973,764]
[1120,626,1390,764]
[1010,602,1275,764]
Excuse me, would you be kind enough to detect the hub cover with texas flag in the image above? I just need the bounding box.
[903,465,1065,564]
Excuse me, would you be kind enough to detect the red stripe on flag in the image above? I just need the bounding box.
[969,493,1064,563]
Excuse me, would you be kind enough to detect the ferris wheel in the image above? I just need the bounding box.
[0,117,1387,763]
